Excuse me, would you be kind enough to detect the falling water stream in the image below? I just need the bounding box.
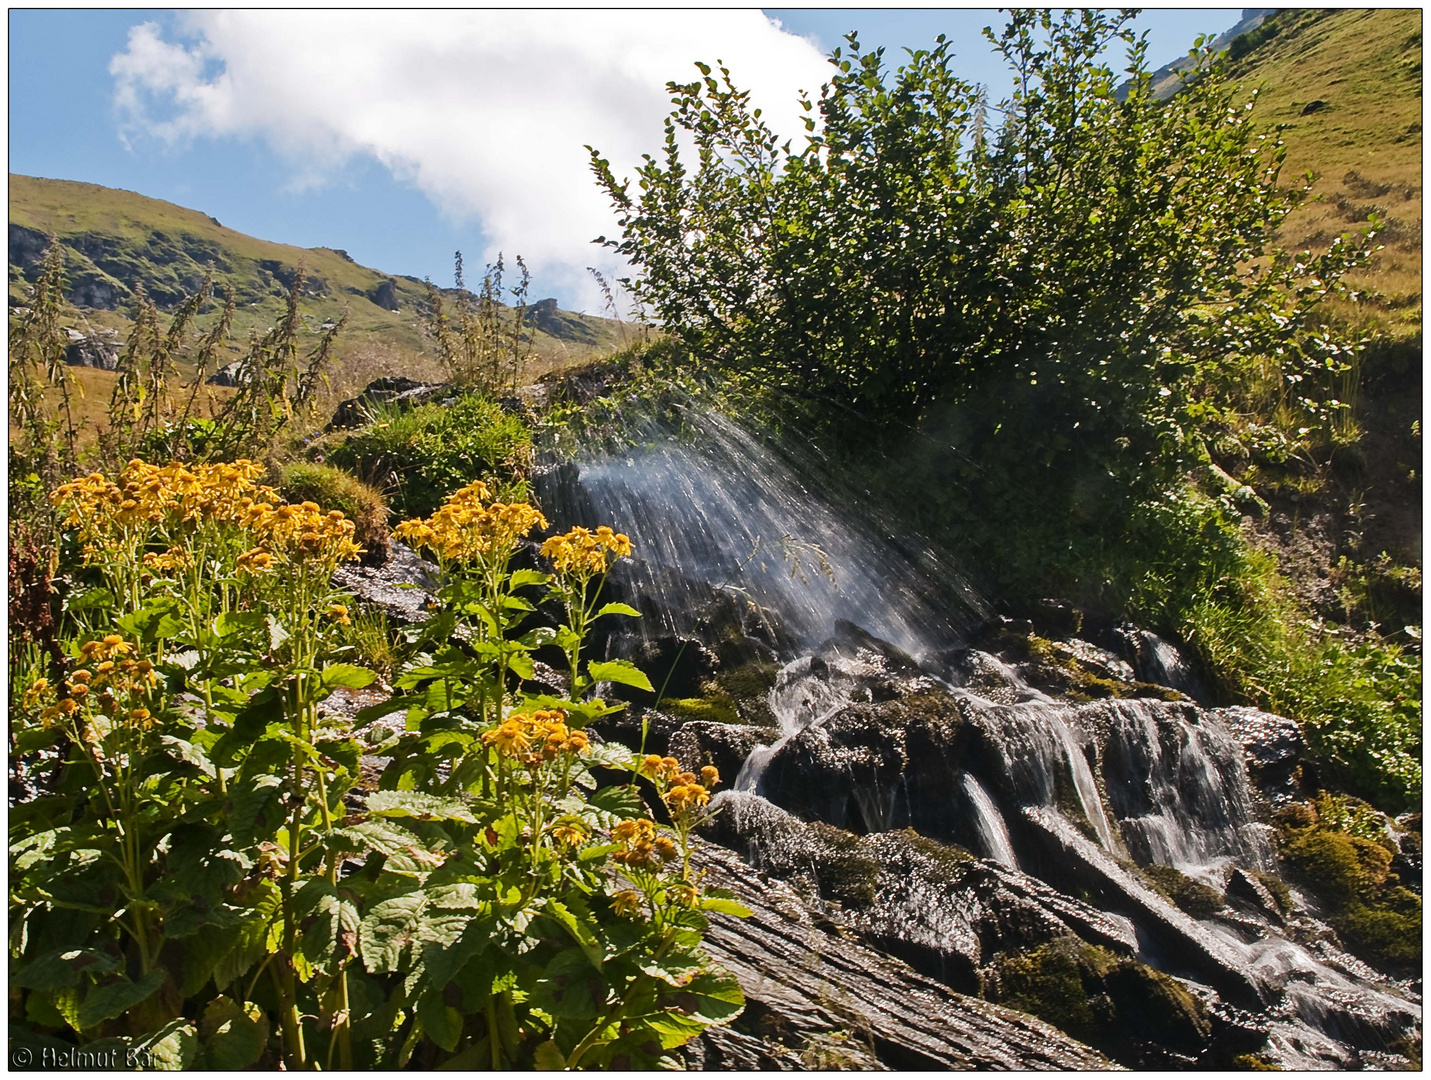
[538,407,1419,1067]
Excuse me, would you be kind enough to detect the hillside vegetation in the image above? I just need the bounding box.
[8,174,630,404]
[1228,8,1421,342]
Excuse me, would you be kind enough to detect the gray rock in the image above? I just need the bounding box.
[331,541,439,625]
[1216,706,1305,805]
[62,331,119,370]
[327,375,447,430]
[691,840,1114,1069]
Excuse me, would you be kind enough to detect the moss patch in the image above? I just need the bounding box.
[656,694,741,726]
[1140,864,1226,919]
[278,460,390,564]
[990,938,1210,1061]
[1277,796,1420,975]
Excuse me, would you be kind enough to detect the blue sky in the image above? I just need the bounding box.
[10,9,1245,313]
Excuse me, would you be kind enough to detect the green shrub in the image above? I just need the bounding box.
[279,460,390,564]
[326,393,533,520]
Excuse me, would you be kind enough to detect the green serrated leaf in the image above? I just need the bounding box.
[534,1040,568,1070]
[366,789,478,824]
[596,602,642,619]
[76,970,166,1030]
[699,897,753,918]
[586,659,654,693]
[227,773,284,847]
[322,663,378,690]
[199,995,270,1070]
[508,568,553,589]
[136,1018,200,1070]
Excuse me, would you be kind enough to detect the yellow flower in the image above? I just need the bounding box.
[325,604,352,626]
[611,889,644,917]
[551,820,588,847]
[701,765,721,787]
[22,678,50,708]
[541,524,633,577]
[653,837,679,862]
[483,720,530,757]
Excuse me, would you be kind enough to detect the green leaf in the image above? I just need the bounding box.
[366,789,478,824]
[509,569,553,589]
[531,948,604,1019]
[66,587,114,613]
[212,883,281,992]
[214,610,267,638]
[354,696,414,724]
[415,992,464,1053]
[13,949,121,991]
[359,891,425,973]
[699,896,753,918]
[116,598,184,643]
[76,970,166,1029]
[199,996,270,1070]
[590,784,646,818]
[533,1040,568,1070]
[228,773,284,847]
[135,1018,200,1070]
[543,898,604,972]
[586,659,654,693]
[595,602,642,619]
[322,663,378,690]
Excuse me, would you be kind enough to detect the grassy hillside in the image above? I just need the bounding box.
[1228,8,1421,342]
[8,174,634,408]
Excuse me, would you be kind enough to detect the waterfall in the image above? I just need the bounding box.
[735,652,866,794]
[535,409,981,659]
[960,773,1018,867]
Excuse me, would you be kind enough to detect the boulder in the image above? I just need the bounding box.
[62,329,119,370]
[1216,706,1305,805]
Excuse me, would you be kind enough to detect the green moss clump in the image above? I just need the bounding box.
[1231,1053,1281,1070]
[1140,864,1226,919]
[1277,799,1420,975]
[808,824,880,910]
[990,939,1210,1058]
[279,460,391,563]
[656,695,741,726]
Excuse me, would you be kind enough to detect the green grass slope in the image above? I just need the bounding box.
[8,174,632,394]
[1227,8,1421,341]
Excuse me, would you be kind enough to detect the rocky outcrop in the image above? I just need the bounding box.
[367,278,399,310]
[689,841,1114,1070]
[1217,705,1305,805]
[62,328,119,370]
[327,376,449,430]
[331,541,439,625]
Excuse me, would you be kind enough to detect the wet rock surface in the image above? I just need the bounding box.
[688,841,1115,1069]
[332,541,439,624]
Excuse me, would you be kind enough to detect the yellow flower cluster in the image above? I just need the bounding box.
[610,817,680,870]
[482,709,589,763]
[540,525,633,578]
[241,501,363,570]
[52,459,278,541]
[394,480,548,565]
[639,755,718,814]
[33,637,159,732]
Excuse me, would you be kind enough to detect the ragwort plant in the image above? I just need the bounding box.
[11,462,744,1070]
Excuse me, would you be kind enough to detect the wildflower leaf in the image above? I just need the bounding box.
[117,598,185,643]
[229,773,285,847]
[14,948,122,991]
[366,790,479,824]
[508,569,553,589]
[699,892,753,918]
[360,890,426,973]
[596,602,642,619]
[542,897,604,971]
[199,995,269,1071]
[587,660,654,693]
[322,663,377,690]
[76,969,166,1029]
[416,991,465,1052]
[65,586,114,613]
[135,1018,199,1070]
[213,610,267,639]
[532,948,603,1018]
[533,1040,568,1070]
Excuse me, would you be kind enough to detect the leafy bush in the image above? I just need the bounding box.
[279,460,390,565]
[9,461,744,1069]
[326,393,533,520]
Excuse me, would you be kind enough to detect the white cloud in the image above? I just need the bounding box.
[109,11,831,307]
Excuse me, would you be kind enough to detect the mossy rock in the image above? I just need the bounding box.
[990,939,1210,1062]
[656,695,741,726]
[1140,863,1225,919]
[1231,1053,1281,1070]
[279,460,390,565]
[1281,827,1391,906]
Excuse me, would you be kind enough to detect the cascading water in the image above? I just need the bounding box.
[536,408,982,660]
[960,772,1019,867]
[542,405,1418,1067]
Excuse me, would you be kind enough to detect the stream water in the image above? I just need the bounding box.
[536,410,1420,1069]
